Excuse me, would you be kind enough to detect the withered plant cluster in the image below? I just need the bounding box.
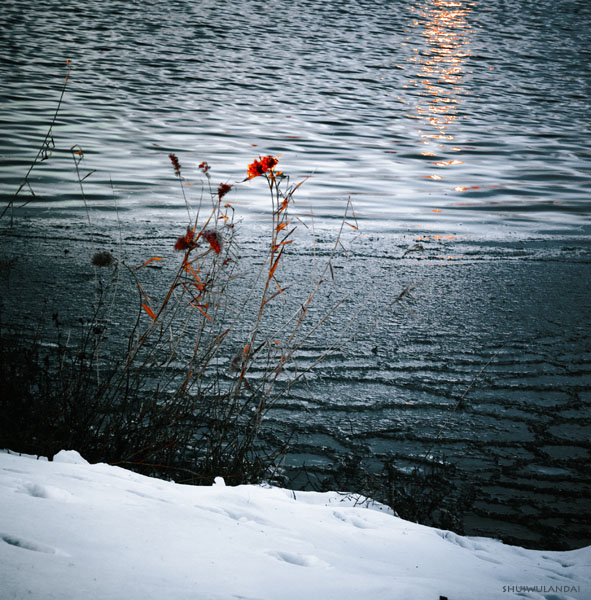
[1,63,471,533]
[0,131,357,485]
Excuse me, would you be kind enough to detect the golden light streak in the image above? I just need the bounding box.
[406,0,473,181]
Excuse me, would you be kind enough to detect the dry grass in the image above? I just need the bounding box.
[1,63,462,530]
[0,136,360,485]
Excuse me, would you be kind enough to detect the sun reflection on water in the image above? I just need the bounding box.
[407,0,474,177]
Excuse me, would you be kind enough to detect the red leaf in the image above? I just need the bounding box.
[203,230,222,254]
[175,228,195,251]
[142,303,157,321]
[136,257,163,270]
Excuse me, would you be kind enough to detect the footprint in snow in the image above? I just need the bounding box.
[473,551,503,565]
[542,555,577,569]
[1,533,69,556]
[126,489,171,504]
[268,550,330,568]
[436,530,492,552]
[199,505,274,528]
[436,530,506,565]
[332,510,375,529]
[18,482,75,502]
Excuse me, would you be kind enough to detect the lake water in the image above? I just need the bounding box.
[1,0,590,233]
[1,0,590,549]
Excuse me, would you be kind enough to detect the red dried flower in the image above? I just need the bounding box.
[203,229,222,254]
[174,227,195,251]
[247,155,278,179]
[247,161,262,179]
[217,183,232,202]
[260,155,277,171]
[169,153,182,177]
[198,161,210,175]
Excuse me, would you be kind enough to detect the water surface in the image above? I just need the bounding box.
[0,0,589,235]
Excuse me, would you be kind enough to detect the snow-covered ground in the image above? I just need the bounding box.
[0,450,589,600]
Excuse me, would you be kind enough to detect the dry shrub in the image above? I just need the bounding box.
[1,152,359,486]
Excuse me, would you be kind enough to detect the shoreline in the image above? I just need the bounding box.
[1,213,590,550]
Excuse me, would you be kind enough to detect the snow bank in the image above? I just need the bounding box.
[0,450,589,600]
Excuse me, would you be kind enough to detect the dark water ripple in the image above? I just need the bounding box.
[1,216,590,549]
[0,0,590,233]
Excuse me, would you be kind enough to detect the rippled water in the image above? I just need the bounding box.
[1,0,590,550]
[1,0,590,234]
